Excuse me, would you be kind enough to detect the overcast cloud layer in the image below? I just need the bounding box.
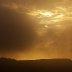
[0,0,72,60]
[0,5,38,51]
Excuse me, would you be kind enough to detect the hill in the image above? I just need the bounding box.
[0,58,72,72]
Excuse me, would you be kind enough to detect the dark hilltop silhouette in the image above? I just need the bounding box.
[0,58,72,72]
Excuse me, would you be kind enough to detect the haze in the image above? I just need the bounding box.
[0,0,72,60]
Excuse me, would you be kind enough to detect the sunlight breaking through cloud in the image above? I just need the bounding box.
[28,6,72,25]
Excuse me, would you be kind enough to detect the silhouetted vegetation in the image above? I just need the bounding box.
[0,58,72,72]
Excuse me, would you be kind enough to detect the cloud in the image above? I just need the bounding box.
[0,5,37,52]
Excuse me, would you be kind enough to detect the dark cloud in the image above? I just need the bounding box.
[0,5,37,52]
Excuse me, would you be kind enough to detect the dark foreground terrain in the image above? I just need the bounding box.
[0,58,72,72]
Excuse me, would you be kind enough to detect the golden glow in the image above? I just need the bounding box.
[0,0,72,60]
[28,9,53,17]
[26,6,72,36]
[27,6,72,25]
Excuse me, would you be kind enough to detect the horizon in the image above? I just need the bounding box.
[0,56,72,61]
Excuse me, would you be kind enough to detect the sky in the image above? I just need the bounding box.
[0,0,72,60]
